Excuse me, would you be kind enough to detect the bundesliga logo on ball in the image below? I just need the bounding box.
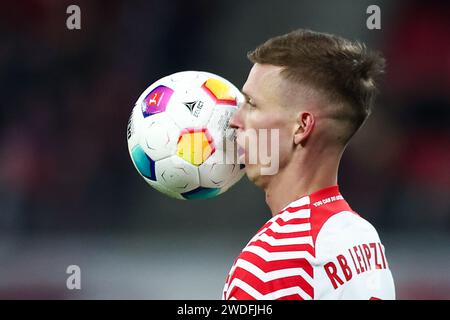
[127,71,246,200]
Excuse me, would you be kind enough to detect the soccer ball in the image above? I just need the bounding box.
[126,71,246,200]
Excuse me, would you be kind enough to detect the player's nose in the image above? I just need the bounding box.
[228,107,243,130]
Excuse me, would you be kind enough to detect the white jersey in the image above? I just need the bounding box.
[223,186,395,300]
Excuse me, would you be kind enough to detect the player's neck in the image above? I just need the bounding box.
[264,152,340,216]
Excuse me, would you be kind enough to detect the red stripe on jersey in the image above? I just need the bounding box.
[263,228,311,239]
[229,288,256,300]
[284,205,309,213]
[255,221,273,233]
[248,240,314,255]
[272,217,310,226]
[238,251,314,277]
[230,267,314,298]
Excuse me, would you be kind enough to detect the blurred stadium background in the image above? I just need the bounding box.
[0,0,449,299]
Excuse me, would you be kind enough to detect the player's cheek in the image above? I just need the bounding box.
[274,130,292,168]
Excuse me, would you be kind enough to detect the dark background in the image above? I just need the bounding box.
[0,0,449,299]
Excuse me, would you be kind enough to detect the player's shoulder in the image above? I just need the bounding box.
[281,185,381,250]
[313,210,381,253]
[305,187,376,241]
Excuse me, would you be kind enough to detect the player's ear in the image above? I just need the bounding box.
[293,111,315,146]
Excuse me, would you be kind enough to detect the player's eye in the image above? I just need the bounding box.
[246,98,256,108]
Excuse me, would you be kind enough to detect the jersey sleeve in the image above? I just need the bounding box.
[313,211,396,300]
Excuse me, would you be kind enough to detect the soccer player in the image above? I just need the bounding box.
[224,29,395,300]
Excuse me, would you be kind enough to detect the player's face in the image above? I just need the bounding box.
[229,64,298,186]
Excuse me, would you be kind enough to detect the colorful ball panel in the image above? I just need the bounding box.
[130,144,156,181]
[181,186,222,200]
[141,85,174,117]
[176,128,215,166]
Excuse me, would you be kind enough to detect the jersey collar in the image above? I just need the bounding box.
[279,185,344,213]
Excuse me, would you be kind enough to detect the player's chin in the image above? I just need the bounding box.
[245,164,266,188]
